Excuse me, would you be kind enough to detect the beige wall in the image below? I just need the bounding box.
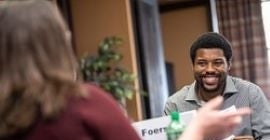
[70,0,142,121]
[70,0,211,119]
[71,0,130,58]
[160,6,210,92]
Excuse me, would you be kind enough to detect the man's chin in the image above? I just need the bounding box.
[203,85,218,92]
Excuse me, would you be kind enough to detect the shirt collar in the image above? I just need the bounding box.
[223,76,238,95]
[185,81,199,102]
[185,76,238,102]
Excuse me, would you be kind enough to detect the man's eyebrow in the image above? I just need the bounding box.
[195,58,225,61]
[213,58,225,61]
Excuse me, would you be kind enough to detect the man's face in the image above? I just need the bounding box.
[193,48,230,92]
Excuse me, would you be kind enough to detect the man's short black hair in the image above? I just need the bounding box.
[190,32,233,64]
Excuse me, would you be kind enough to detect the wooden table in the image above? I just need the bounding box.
[233,135,254,140]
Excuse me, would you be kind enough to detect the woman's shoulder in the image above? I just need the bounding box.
[80,83,116,104]
[68,83,121,117]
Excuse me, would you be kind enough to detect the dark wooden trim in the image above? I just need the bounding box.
[56,0,73,31]
[159,0,209,13]
[56,0,77,53]
[159,0,215,32]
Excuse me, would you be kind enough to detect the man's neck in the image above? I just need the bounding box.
[197,85,225,102]
[198,90,221,102]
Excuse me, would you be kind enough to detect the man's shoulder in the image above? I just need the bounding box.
[230,76,261,89]
[167,84,193,102]
[229,76,264,98]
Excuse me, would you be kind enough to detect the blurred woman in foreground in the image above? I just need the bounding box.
[0,0,140,139]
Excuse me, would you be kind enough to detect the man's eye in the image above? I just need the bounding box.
[213,61,224,66]
[197,61,206,66]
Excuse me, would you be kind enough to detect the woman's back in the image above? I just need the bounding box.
[5,84,140,140]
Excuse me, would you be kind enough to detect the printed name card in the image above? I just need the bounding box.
[132,110,196,140]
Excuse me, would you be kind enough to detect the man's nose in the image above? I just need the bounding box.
[205,63,215,72]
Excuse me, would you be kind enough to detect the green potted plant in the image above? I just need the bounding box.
[79,36,137,107]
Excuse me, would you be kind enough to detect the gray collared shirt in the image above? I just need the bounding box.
[164,76,270,140]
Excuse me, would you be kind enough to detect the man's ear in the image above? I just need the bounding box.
[227,61,232,71]
[191,63,195,71]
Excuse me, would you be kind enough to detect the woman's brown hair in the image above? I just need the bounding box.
[0,0,86,136]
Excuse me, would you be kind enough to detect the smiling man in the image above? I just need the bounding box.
[164,32,270,139]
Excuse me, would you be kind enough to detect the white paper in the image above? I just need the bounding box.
[221,105,237,140]
[132,110,196,140]
[132,105,237,140]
